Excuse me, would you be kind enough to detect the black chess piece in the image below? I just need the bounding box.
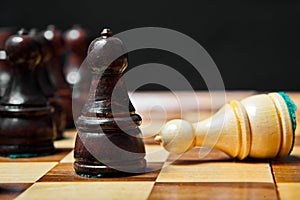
[63,25,88,88]
[42,25,74,128]
[0,29,55,157]
[31,30,67,140]
[74,28,146,177]
[0,27,16,98]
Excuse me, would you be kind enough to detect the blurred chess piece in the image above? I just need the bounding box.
[31,29,67,140]
[42,25,74,128]
[0,29,55,157]
[155,92,296,159]
[74,28,146,177]
[0,27,16,98]
[63,25,88,88]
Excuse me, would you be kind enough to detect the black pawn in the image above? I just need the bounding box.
[74,28,146,177]
[42,25,73,128]
[0,28,16,98]
[63,25,88,87]
[0,29,55,157]
[31,30,67,140]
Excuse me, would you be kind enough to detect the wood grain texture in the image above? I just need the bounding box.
[0,183,32,200]
[271,156,300,182]
[0,162,57,183]
[38,163,163,182]
[156,162,274,183]
[16,182,154,200]
[0,91,299,199]
[0,148,72,162]
[148,182,277,200]
[156,93,294,159]
[73,29,146,176]
[277,183,300,200]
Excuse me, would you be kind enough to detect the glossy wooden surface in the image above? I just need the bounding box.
[63,25,88,87]
[0,29,55,157]
[74,29,146,176]
[42,25,73,129]
[0,28,15,98]
[0,91,299,199]
[34,30,67,140]
[156,92,294,159]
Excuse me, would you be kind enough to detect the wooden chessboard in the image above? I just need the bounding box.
[1,91,299,200]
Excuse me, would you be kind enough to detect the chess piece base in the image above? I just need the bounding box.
[0,106,55,158]
[74,159,146,177]
[0,142,55,158]
[74,129,146,176]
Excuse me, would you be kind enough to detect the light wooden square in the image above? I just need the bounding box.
[0,162,57,183]
[60,151,75,163]
[145,145,169,163]
[278,183,300,200]
[290,146,300,157]
[54,130,76,149]
[156,162,273,183]
[16,182,154,200]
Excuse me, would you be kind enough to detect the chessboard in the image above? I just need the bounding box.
[1,91,299,200]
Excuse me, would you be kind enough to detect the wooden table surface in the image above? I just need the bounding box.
[0,91,299,200]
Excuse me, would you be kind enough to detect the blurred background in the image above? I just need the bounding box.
[1,0,300,91]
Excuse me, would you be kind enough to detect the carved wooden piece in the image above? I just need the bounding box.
[63,25,88,87]
[74,29,146,176]
[0,28,15,98]
[0,29,55,157]
[42,25,73,128]
[155,93,295,159]
[33,30,66,139]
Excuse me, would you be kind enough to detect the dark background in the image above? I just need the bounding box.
[1,0,300,91]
